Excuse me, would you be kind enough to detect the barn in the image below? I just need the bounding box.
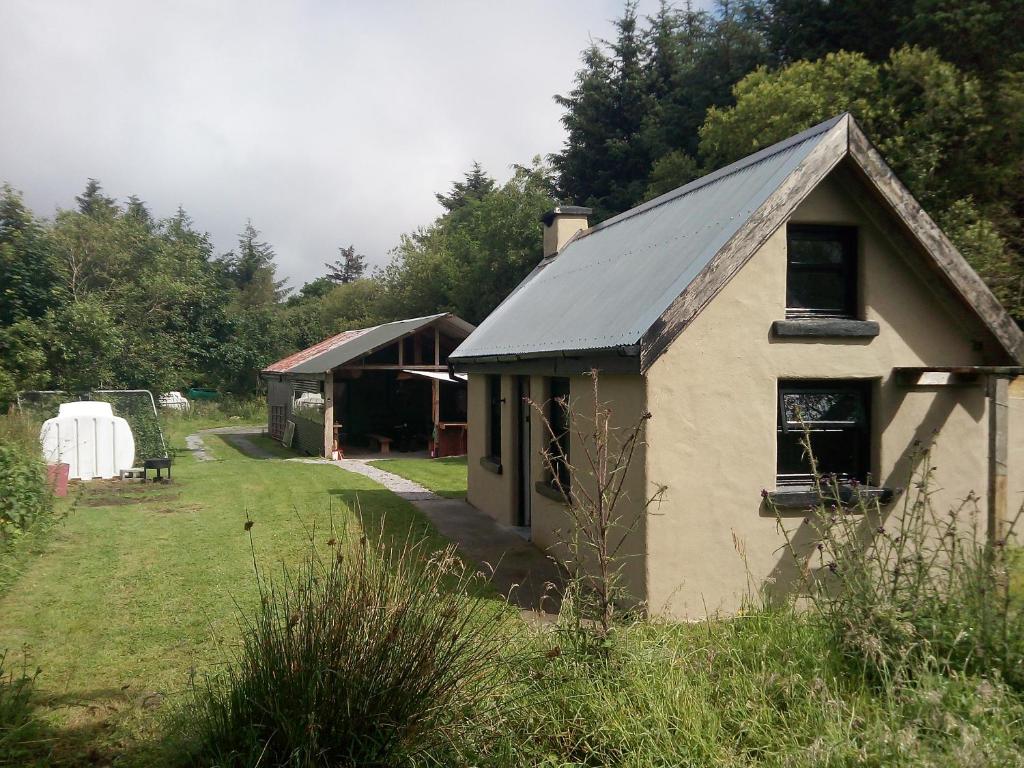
[262,313,474,458]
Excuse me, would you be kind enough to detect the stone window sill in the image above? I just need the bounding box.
[772,319,880,338]
[479,456,502,475]
[767,484,894,511]
[535,480,569,503]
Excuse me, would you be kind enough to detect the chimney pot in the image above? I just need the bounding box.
[541,205,592,258]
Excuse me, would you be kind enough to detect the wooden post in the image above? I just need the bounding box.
[323,370,334,458]
[988,374,1010,545]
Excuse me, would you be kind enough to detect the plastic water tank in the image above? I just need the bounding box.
[40,402,136,481]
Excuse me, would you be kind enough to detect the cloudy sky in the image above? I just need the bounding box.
[0,0,672,289]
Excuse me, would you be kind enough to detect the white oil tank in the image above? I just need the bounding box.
[40,401,136,481]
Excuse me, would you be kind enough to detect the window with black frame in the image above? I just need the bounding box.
[777,380,870,487]
[786,225,858,319]
[548,377,571,489]
[487,374,501,461]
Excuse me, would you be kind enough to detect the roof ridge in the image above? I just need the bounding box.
[574,113,848,243]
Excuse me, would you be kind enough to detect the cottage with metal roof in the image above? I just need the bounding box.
[262,313,474,458]
[451,113,1024,618]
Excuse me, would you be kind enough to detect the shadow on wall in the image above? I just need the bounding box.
[759,386,970,607]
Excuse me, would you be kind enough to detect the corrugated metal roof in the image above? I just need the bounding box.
[451,116,843,361]
[263,313,475,375]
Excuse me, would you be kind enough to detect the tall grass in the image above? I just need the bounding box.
[776,443,1024,690]
[0,651,40,764]
[180,524,515,767]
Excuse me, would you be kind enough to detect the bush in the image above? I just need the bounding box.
[181,528,513,767]
[0,415,51,539]
[776,443,1024,690]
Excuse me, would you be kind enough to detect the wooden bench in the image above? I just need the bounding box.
[366,433,393,456]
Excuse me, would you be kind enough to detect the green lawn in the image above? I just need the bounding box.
[367,456,468,499]
[0,416,448,766]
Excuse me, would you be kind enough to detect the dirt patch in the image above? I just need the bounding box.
[153,504,201,515]
[77,483,181,508]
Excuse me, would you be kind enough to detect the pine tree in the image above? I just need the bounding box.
[325,244,367,284]
[435,162,496,213]
[75,178,117,218]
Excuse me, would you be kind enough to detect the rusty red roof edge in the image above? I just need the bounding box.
[262,326,375,374]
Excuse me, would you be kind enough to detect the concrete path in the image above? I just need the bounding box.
[335,458,564,616]
[185,427,563,616]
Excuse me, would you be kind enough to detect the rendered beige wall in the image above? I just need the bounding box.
[466,374,516,526]
[527,373,650,607]
[645,172,998,618]
[466,371,650,605]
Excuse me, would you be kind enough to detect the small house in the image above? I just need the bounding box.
[262,313,474,458]
[450,114,1024,618]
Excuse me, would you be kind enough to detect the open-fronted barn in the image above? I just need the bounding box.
[262,313,474,458]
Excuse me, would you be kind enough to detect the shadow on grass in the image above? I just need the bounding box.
[5,686,186,768]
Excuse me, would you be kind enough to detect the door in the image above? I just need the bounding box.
[517,376,532,527]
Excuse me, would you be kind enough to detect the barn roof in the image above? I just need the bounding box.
[262,313,475,375]
[451,114,1024,371]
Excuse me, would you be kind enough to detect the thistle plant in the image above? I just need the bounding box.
[772,428,1024,690]
[528,369,665,640]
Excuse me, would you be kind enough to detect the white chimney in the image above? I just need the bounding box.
[541,205,592,258]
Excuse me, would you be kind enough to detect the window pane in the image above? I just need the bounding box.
[786,269,848,312]
[777,429,864,483]
[782,391,863,426]
[788,237,846,266]
[786,226,856,317]
[488,375,501,459]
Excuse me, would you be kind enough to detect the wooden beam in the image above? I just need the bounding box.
[988,374,1010,545]
[323,369,334,458]
[640,115,850,371]
[434,326,441,366]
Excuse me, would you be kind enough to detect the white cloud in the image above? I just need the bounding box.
[0,0,674,287]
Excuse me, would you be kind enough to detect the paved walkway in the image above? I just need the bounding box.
[187,427,563,616]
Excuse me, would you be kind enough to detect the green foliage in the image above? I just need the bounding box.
[181,531,511,767]
[699,46,1024,318]
[775,444,1024,691]
[376,159,554,325]
[0,415,51,538]
[0,651,40,764]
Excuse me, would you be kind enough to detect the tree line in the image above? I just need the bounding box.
[3,0,1022,401]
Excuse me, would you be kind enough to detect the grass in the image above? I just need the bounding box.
[0,414,449,766]
[368,456,468,499]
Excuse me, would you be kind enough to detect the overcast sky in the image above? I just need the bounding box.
[0,0,677,289]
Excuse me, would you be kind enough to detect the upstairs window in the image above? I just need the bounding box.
[548,377,571,489]
[487,374,502,461]
[786,225,858,319]
[777,380,870,487]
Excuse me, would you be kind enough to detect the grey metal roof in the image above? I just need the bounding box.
[264,313,475,375]
[451,116,844,361]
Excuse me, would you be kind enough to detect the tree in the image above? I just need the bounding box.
[0,185,59,325]
[324,244,367,284]
[378,159,555,325]
[219,221,289,307]
[75,178,117,218]
[435,162,496,213]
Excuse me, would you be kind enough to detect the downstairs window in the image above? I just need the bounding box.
[776,380,871,487]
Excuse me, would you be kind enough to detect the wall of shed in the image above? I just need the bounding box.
[644,171,1001,618]
[467,371,649,608]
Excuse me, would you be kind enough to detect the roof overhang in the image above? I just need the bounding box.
[452,344,641,376]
